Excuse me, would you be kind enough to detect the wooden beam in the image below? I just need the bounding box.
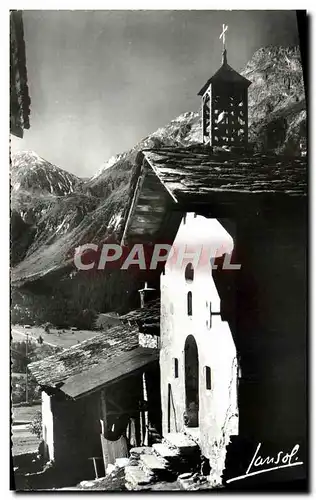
[144,157,178,203]
[121,160,146,245]
[107,396,124,413]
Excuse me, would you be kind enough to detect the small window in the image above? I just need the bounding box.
[187,291,192,316]
[174,358,179,378]
[209,302,212,328]
[185,263,194,282]
[205,366,211,390]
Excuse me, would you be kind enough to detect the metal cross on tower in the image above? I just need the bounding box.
[219,23,228,49]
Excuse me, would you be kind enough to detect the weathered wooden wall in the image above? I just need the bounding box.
[217,197,307,484]
[51,392,102,480]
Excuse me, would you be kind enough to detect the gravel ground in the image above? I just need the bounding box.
[77,468,127,491]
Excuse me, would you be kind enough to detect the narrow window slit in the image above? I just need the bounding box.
[187,291,192,316]
[205,366,211,390]
[174,358,179,378]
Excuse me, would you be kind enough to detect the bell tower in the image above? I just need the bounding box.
[198,24,251,148]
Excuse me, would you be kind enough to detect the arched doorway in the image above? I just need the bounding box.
[184,335,199,427]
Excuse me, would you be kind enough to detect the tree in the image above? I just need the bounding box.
[29,410,42,439]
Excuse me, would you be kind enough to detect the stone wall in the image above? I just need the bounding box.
[42,391,55,461]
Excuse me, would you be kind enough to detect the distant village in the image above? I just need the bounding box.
[11,12,307,492]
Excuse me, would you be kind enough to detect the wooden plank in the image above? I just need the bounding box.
[135,204,165,213]
[144,157,178,203]
[100,390,109,469]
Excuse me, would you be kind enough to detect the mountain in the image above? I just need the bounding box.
[243,46,306,153]
[11,151,80,196]
[11,45,306,326]
[11,152,100,266]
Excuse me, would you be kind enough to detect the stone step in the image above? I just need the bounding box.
[129,446,153,458]
[183,427,200,445]
[125,465,154,488]
[152,443,180,461]
[177,472,209,491]
[125,482,152,492]
[114,457,130,468]
[164,432,199,454]
[140,453,175,481]
[153,443,199,477]
[140,453,169,473]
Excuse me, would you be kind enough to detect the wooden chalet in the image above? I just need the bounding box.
[28,307,161,486]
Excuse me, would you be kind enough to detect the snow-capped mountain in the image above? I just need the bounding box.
[11,151,80,196]
[11,151,99,265]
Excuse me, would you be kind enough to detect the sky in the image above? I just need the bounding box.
[11,10,299,177]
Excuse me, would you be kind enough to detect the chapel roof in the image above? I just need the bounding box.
[142,146,307,200]
[121,145,306,243]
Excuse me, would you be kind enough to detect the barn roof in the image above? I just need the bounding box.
[121,298,160,330]
[29,323,140,389]
[60,347,158,399]
[29,300,161,396]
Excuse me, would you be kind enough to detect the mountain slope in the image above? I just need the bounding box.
[243,46,306,153]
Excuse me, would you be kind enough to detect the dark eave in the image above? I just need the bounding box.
[121,153,176,245]
[10,10,31,138]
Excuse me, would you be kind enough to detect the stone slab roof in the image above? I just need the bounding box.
[142,146,307,201]
[120,299,160,330]
[60,347,159,399]
[28,323,140,389]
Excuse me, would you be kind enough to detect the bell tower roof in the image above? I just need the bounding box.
[198,55,252,96]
